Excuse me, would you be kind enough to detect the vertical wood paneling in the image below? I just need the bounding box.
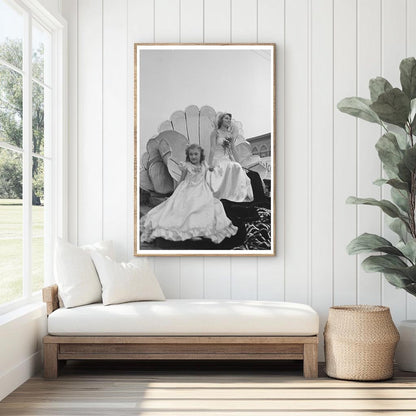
[180,0,203,42]
[382,0,406,88]
[257,0,285,301]
[284,0,309,303]
[180,258,204,298]
[154,259,181,298]
[204,258,231,298]
[153,0,181,297]
[229,0,258,300]
[127,0,154,260]
[231,0,257,42]
[178,0,205,298]
[333,0,357,305]
[231,257,258,299]
[381,0,407,322]
[127,0,154,42]
[356,0,382,305]
[407,0,416,57]
[407,0,416,319]
[103,0,128,260]
[310,0,333,359]
[204,0,231,42]
[77,0,103,245]
[61,0,78,245]
[203,0,232,299]
[65,0,413,330]
[155,0,180,42]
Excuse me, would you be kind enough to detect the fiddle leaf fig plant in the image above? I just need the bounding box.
[338,57,416,297]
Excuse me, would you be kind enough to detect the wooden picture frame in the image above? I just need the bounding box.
[134,44,276,256]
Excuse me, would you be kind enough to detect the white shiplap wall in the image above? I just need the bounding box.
[61,0,416,356]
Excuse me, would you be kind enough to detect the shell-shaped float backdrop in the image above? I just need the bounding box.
[140,105,267,195]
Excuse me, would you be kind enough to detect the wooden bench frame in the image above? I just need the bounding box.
[43,285,319,379]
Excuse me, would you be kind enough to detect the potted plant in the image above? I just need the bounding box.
[337,57,416,371]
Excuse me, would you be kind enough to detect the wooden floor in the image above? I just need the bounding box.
[1,360,416,415]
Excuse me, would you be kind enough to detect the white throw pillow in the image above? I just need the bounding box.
[55,239,114,308]
[90,252,165,306]
[81,240,115,259]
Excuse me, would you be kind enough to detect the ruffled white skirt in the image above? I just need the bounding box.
[141,177,237,244]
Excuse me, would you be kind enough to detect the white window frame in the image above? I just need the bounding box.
[0,0,67,315]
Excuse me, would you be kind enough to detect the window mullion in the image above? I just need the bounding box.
[22,10,32,298]
[0,58,25,77]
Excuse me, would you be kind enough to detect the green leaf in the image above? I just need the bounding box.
[370,88,410,128]
[394,130,410,150]
[397,240,416,264]
[374,176,409,191]
[404,283,416,296]
[397,161,412,185]
[361,255,416,287]
[403,146,416,172]
[375,132,404,173]
[383,271,412,288]
[386,179,410,191]
[389,218,410,241]
[346,196,405,219]
[373,178,388,186]
[347,233,404,256]
[362,254,408,272]
[400,57,416,100]
[337,97,382,125]
[391,187,409,213]
[369,77,393,102]
[402,265,416,282]
[384,166,400,180]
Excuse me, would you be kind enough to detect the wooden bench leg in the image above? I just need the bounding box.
[303,343,318,379]
[44,343,59,379]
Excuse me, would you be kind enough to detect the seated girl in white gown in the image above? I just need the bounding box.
[207,112,254,203]
[140,144,238,244]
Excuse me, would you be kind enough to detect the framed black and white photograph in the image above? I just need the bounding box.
[134,44,275,256]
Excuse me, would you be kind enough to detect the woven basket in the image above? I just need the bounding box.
[324,305,399,381]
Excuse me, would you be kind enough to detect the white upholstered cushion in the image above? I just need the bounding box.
[54,239,114,308]
[47,299,319,336]
[90,253,165,305]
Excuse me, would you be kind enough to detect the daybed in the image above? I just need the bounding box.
[42,284,320,379]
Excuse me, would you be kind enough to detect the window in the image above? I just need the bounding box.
[0,0,65,312]
[260,145,270,158]
[252,146,258,156]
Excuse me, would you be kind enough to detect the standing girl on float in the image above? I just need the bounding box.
[207,112,253,202]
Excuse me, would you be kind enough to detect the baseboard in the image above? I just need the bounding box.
[0,351,42,401]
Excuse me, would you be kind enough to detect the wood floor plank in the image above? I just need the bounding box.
[136,398,416,411]
[2,412,416,416]
[3,399,416,411]
[1,362,416,415]
[141,387,416,399]
[9,388,416,399]
[137,413,416,416]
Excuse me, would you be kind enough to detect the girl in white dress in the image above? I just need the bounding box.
[140,144,238,244]
[207,112,254,202]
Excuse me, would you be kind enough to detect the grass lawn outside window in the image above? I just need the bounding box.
[0,198,44,305]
